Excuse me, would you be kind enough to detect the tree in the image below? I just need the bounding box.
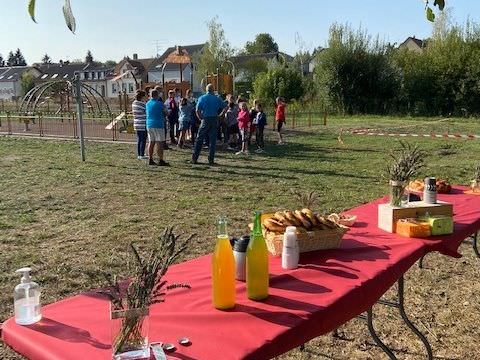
[42,53,52,64]
[244,33,279,54]
[197,16,233,77]
[85,50,93,64]
[236,58,269,95]
[7,51,15,66]
[104,60,117,68]
[314,23,401,114]
[0,54,4,67]
[253,64,305,105]
[14,49,27,66]
[20,72,35,96]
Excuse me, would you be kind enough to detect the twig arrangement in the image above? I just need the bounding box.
[100,227,196,355]
[291,189,319,209]
[385,141,425,182]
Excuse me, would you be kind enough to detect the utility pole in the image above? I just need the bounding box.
[74,73,86,161]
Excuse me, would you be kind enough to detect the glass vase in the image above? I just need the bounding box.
[389,180,406,207]
[111,305,150,360]
[471,180,480,193]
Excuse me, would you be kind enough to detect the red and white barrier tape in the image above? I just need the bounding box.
[348,131,480,140]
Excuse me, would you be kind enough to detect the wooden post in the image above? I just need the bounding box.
[118,93,123,112]
[123,91,128,114]
[323,112,327,126]
[7,111,12,135]
[308,111,312,127]
[38,113,43,137]
[74,75,86,161]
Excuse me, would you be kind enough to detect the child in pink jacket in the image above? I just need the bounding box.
[236,102,250,155]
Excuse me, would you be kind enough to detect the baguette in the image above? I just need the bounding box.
[284,211,302,227]
[294,210,313,229]
[301,208,319,226]
[263,218,286,233]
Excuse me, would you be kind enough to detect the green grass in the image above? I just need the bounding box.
[0,122,479,359]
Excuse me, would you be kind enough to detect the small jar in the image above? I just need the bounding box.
[423,177,437,204]
[389,180,406,207]
[282,227,299,270]
[232,236,250,281]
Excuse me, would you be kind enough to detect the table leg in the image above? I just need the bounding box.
[473,232,479,259]
[418,255,426,269]
[377,276,433,360]
[366,309,397,360]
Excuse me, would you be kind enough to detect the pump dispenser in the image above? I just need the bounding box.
[14,267,42,325]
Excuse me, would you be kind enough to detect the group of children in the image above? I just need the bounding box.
[132,86,287,161]
[223,96,286,155]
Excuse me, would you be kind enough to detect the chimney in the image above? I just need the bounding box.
[176,45,180,53]
[133,53,138,60]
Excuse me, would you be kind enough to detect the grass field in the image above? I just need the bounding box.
[1,119,479,359]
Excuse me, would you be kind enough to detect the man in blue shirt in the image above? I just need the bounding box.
[192,84,228,165]
[146,90,169,166]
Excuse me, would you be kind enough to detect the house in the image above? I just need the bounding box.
[147,44,205,93]
[0,66,42,100]
[108,54,159,98]
[33,61,114,98]
[398,36,426,53]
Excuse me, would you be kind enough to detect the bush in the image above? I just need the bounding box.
[314,23,401,115]
[253,64,305,106]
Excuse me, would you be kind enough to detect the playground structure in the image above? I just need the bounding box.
[20,79,111,116]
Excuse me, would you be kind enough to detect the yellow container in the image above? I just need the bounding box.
[212,218,235,310]
[396,219,431,238]
[246,211,269,301]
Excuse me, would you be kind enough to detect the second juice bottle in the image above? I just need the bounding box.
[246,210,269,300]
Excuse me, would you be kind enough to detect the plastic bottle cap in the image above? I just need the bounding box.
[15,267,32,284]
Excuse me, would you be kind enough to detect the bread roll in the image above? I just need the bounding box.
[294,210,313,229]
[284,211,301,227]
[263,218,286,233]
[301,208,319,226]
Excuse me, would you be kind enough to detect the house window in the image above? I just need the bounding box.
[41,74,48,79]
[92,72,96,80]
[128,83,134,93]
[112,83,117,93]
[84,72,90,80]
[122,83,127,92]
[51,74,58,79]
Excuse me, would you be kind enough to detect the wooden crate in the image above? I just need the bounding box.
[378,201,453,233]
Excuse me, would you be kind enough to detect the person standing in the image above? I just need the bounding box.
[165,90,179,145]
[146,90,169,166]
[275,97,286,145]
[132,90,148,159]
[248,99,259,146]
[236,102,251,155]
[192,84,227,165]
[178,97,192,148]
[254,103,267,153]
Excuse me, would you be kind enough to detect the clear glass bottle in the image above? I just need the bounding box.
[14,267,42,325]
[212,216,236,310]
[246,211,269,301]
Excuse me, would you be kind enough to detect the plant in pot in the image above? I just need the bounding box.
[385,141,425,207]
[100,228,195,360]
[471,164,480,193]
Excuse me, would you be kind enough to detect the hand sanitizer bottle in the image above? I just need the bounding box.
[282,227,299,270]
[14,267,42,325]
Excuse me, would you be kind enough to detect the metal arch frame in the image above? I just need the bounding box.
[81,83,112,116]
[19,80,112,116]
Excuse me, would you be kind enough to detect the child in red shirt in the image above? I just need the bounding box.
[275,97,286,145]
[236,102,250,155]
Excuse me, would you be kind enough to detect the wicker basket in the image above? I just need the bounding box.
[264,227,348,256]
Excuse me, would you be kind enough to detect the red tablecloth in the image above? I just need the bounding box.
[2,187,480,360]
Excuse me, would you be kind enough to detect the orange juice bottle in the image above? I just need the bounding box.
[246,211,269,301]
[212,216,236,310]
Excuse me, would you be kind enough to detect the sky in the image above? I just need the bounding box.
[0,0,479,64]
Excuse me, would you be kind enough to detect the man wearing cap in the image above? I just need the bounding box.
[192,84,227,165]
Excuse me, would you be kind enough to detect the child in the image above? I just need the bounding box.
[248,99,259,146]
[178,97,192,148]
[236,102,250,155]
[275,97,286,145]
[225,102,239,150]
[254,103,267,153]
